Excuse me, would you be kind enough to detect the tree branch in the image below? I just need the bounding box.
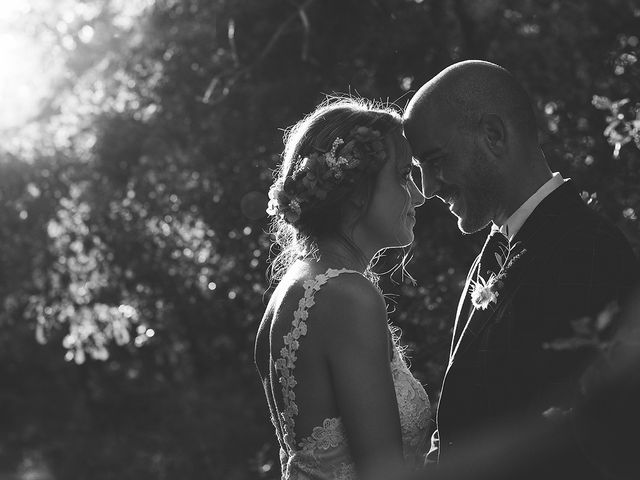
[201,0,316,105]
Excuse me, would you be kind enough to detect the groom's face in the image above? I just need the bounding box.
[404,107,504,234]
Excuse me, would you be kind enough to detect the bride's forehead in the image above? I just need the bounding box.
[384,132,411,165]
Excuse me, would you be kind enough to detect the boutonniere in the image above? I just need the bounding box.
[469,239,527,310]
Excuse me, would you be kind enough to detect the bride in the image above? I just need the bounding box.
[255,97,431,479]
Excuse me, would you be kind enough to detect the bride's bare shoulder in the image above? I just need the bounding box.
[313,272,389,346]
[319,271,383,308]
[283,262,384,312]
[269,262,387,330]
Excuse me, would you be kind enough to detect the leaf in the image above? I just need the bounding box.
[591,95,612,110]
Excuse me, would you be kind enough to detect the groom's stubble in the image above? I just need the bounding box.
[456,146,504,235]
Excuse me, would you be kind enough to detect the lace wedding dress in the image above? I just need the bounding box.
[270,268,431,479]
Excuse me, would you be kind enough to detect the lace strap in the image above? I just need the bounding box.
[274,268,361,450]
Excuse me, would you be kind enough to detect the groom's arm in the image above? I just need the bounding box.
[529,220,639,474]
[536,219,636,365]
[573,284,640,479]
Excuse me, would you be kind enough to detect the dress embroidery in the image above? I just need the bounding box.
[274,270,335,450]
[391,354,430,455]
[271,268,431,478]
[299,417,346,450]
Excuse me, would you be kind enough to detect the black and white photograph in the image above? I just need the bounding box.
[1,1,639,479]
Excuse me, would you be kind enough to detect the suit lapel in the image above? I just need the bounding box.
[449,255,480,362]
[450,247,534,363]
[447,181,583,370]
[449,227,510,364]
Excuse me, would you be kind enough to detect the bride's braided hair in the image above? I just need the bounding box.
[266,126,388,227]
[266,97,404,283]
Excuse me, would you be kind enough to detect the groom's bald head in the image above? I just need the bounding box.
[404,60,538,146]
[403,60,549,234]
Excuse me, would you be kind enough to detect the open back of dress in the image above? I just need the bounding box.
[263,268,431,479]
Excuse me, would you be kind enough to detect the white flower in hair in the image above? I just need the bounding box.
[324,137,345,168]
[290,199,301,216]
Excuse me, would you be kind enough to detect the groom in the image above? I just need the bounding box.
[403,60,638,478]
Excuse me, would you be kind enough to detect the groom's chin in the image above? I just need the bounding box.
[451,198,486,234]
[457,215,491,235]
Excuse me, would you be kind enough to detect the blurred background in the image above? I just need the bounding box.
[0,0,638,478]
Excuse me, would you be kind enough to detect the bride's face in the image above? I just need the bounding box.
[355,134,425,252]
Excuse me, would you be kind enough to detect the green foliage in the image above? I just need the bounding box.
[0,0,639,478]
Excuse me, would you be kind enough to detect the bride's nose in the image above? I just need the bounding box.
[410,180,426,207]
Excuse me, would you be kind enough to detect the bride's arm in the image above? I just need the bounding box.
[320,274,405,479]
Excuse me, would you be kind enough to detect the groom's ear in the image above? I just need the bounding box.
[480,113,507,155]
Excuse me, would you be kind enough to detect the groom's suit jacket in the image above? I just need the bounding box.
[431,181,638,479]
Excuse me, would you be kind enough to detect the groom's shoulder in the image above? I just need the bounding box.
[548,184,631,249]
[530,183,637,274]
[551,200,638,286]
[561,200,632,253]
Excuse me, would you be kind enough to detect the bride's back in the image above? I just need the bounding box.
[256,260,385,442]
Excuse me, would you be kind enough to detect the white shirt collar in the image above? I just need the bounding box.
[497,172,565,240]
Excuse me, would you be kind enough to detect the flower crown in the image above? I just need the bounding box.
[266,125,388,225]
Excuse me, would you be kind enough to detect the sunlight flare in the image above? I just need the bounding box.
[0,2,53,131]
